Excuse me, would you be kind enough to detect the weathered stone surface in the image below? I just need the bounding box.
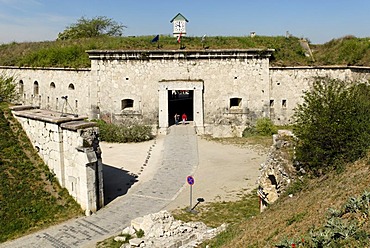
[11,108,104,215]
[258,130,297,210]
[3,55,370,136]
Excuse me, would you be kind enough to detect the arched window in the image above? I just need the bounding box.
[33,81,39,95]
[68,83,75,90]
[50,82,56,89]
[121,99,134,110]
[19,80,24,95]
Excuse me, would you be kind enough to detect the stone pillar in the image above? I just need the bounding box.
[193,86,204,134]
[158,84,169,134]
[56,125,66,187]
[89,60,100,120]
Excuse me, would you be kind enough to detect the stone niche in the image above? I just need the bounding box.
[10,105,104,215]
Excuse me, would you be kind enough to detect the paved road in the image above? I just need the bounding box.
[0,124,198,248]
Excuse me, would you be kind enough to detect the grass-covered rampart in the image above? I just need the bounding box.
[1,35,370,68]
[0,103,82,243]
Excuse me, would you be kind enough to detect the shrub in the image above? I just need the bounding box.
[0,73,17,102]
[293,77,370,175]
[242,118,277,137]
[242,125,258,137]
[255,117,278,136]
[93,119,153,143]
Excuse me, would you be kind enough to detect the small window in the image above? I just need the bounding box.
[50,82,56,89]
[33,81,39,95]
[282,99,287,108]
[230,97,242,108]
[270,99,275,108]
[68,83,75,90]
[121,99,134,110]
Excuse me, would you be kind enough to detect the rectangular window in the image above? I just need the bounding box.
[230,97,242,108]
[270,99,274,108]
[282,99,287,108]
[121,99,134,110]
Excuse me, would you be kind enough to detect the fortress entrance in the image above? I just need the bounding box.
[158,81,204,134]
[168,90,193,126]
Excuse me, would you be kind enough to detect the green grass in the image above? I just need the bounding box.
[0,35,310,68]
[0,103,82,243]
[1,35,370,69]
[171,190,260,248]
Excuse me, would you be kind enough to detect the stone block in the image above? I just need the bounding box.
[129,238,144,247]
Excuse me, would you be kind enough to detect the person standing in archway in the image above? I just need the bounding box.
[174,113,180,125]
[182,113,187,125]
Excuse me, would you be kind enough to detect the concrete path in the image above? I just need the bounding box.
[0,124,198,248]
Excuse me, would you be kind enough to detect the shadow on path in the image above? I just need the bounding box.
[103,164,137,204]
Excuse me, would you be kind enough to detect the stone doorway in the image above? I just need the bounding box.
[158,80,204,134]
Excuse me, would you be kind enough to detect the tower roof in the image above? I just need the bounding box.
[170,13,189,23]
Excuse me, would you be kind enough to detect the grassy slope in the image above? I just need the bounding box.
[166,150,370,248]
[0,103,82,243]
[225,154,370,247]
[3,35,370,68]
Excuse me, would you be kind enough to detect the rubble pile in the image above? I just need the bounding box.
[116,210,226,248]
[258,130,297,209]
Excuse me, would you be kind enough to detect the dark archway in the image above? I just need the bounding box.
[168,90,193,126]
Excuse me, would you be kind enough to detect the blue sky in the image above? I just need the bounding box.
[0,0,369,44]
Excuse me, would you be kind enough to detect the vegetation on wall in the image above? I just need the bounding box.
[293,77,370,175]
[0,73,17,102]
[0,103,82,243]
[311,35,370,66]
[2,35,370,69]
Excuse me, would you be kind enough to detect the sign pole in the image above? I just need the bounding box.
[189,184,192,210]
[186,175,195,211]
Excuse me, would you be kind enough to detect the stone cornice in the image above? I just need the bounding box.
[10,106,89,125]
[86,49,274,61]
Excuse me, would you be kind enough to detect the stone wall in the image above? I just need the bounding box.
[1,56,370,137]
[88,50,273,136]
[268,66,370,125]
[1,66,91,116]
[10,106,104,215]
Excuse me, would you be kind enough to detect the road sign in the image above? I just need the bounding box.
[187,176,194,185]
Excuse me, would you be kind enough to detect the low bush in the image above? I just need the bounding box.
[242,117,277,137]
[93,119,153,143]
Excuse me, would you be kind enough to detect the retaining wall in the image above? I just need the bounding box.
[10,106,104,215]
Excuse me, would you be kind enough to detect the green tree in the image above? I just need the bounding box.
[293,77,370,175]
[57,16,126,40]
[0,74,17,102]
